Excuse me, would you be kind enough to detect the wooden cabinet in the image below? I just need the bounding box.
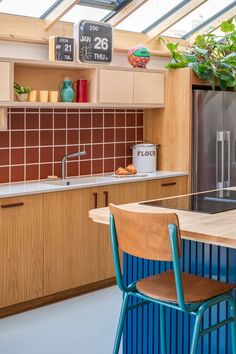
[97,176,188,280]
[0,195,43,308]
[43,188,99,295]
[99,69,133,104]
[0,176,188,309]
[144,176,188,201]
[133,72,164,105]
[0,61,11,101]
[99,68,165,106]
[97,181,147,280]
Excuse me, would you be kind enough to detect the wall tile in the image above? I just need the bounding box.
[11,166,24,182]
[0,109,143,183]
[11,131,24,147]
[11,148,24,165]
[11,114,25,130]
[26,114,39,129]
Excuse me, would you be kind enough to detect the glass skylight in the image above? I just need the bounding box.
[162,0,235,38]
[61,5,111,23]
[0,0,57,18]
[115,0,184,33]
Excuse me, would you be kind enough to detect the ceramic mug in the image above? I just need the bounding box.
[28,90,37,102]
[49,91,59,103]
[73,79,88,103]
[39,90,48,102]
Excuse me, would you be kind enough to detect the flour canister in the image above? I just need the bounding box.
[132,143,159,173]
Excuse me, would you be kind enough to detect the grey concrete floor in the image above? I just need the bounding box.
[0,286,122,354]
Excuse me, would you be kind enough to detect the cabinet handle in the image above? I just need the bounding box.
[93,192,98,209]
[104,191,109,207]
[1,202,24,209]
[161,182,177,187]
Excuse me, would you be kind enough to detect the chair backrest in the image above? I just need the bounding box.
[109,204,181,261]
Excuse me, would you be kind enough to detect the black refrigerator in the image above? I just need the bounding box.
[192,89,236,193]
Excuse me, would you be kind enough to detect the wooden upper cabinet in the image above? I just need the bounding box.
[99,69,133,104]
[133,72,165,105]
[0,195,44,308]
[99,68,165,106]
[0,61,11,101]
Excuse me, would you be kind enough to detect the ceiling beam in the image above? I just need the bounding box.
[44,0,81,30]
[146,0,207,43]
[0,13,167,54]
[107,0,148,27]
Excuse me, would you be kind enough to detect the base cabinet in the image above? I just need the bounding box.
[44,188,99,295]
[0,195,44,308]
[97,176,188,280]
[0,176,188,309]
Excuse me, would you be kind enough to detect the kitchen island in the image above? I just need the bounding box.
[89,192,236,354]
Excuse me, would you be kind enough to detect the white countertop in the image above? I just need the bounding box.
[0,171,187,198]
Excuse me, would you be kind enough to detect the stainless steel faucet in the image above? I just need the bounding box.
[61,148,86,180]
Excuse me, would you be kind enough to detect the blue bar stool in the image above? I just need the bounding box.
[109,204,236,354]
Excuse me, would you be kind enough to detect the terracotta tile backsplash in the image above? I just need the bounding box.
[0,108,143,184]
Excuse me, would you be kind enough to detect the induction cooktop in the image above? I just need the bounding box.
[140,190,236,214]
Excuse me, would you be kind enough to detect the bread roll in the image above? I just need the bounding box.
[115,167,129,175]
[125,164,137,174]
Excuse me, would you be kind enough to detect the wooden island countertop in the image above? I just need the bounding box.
[89,194,236,249]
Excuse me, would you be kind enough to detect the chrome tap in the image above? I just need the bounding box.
[61,148,86,180]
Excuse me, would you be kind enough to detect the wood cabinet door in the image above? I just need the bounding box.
[99,69,133,104]
[97,182,146,280]
[133,72,165,105]
[44,188,99,295]
[0,195,44,308]
[0,62,11,101]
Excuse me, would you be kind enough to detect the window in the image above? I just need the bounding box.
[0,0,57,18]
[162,0,235,38]
[61,5,111,23]
[115,0,184,33]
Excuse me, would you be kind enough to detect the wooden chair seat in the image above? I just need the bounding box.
[136,269,235,304]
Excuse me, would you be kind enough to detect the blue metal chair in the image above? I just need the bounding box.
[109,204,236,354]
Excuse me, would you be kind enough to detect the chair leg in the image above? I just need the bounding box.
[229,296,236,354]
[160,305,166,354]
[113,292,129,354]
[190,313,202,354]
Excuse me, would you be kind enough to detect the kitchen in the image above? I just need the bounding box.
[0,1,236,354]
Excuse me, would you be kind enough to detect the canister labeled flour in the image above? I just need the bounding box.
[132,143,159,173]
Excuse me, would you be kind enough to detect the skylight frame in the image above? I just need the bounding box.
[40,0,131,20]
[181,1,236,39]
[143,0,195,34]
[160,0,236,40]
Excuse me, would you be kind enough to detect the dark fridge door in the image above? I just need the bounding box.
[224,91,236,187]
[192,90,224,192]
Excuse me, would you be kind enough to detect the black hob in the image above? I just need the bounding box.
[140,190,236,214]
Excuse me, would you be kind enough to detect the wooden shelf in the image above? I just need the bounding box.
[0,57,166,130]
[0,101,165,109]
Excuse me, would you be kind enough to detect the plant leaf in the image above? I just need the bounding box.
[221,20,235,33]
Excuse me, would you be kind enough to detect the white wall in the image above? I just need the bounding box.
[0,40,169,69]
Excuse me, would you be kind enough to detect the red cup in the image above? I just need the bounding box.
[73,80,88,103]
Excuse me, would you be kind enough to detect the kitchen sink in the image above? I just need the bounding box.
[44,176,112,186]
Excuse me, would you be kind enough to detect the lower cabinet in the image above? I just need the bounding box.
[97,176,188,281]
[43,188,100,295]
[0,195,44,308]
[0,176,188,308]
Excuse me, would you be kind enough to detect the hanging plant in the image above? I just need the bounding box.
[162,18,236,90]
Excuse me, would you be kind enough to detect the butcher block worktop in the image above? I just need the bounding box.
[89,189,236,249]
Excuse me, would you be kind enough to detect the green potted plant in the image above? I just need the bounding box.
[14,82,32,102]
[162,18,236,90]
